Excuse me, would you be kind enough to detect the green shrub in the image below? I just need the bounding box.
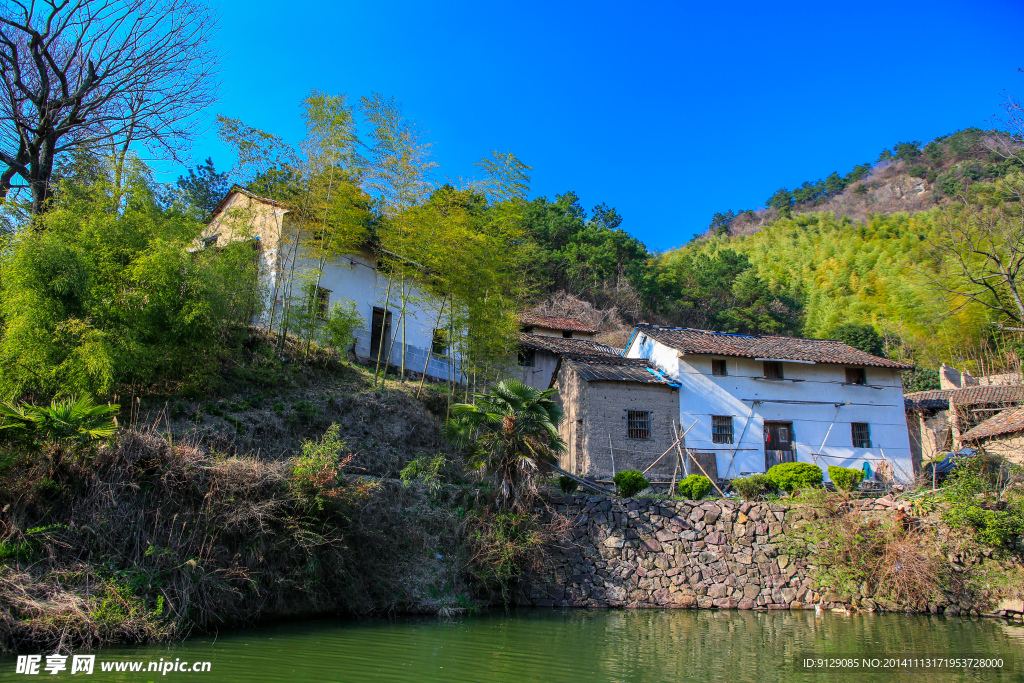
[290,424,352,508]
[677,474,712,500]
[730,474,775,499]
[557,475,579,494]
[828,465,865,492]
[400,454,450,493]
[941,454,1024,547]
[766,462,823,492]
[613,470,649,498]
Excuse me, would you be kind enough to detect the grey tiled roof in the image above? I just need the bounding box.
[563,356,678,386]
[961,405,1024,441]
[520,333,620,357]
[520,314,599,334]
[634,324,912,369]
[904,385,1024,411]
[904,389,955,411]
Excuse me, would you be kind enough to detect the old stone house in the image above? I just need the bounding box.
[204,187,459,382]
[623,324,916,484]
[905,385,1024,467]
[960,406,1024,465]
[551,355,681,482]
[515,315,620,390]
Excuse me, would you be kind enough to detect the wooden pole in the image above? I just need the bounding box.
[670,421,680,496]
[608,433,616,477]
[644,419,698,475]
[685,445,727,498]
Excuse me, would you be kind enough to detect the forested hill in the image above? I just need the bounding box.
[525,128,1024,378]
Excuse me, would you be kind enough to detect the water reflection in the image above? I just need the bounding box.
[1,609,1020,682]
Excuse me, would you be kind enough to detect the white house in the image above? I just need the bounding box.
[623,324,916,484]
[204,187,459,382]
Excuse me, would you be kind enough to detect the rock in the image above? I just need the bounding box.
[642,538,662,552]
[738,598,756,610]
[709,583,729,599]
[737,512,748,524]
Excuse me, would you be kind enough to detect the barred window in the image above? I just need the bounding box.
[851,422,871,448]
[518,349,536,367]
[712,359,728,376]
[845,367,866,385]
[712,415,734,444]
[763,361,784,379]
[627,410,651,440]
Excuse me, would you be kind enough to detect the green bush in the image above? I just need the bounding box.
[730,474,775,499]
[613,470,649,498]
[557,475,579,494]
[941,454,1024,547]
[677,474,712,500]
[828,465,865,492]
[766,462,823,492]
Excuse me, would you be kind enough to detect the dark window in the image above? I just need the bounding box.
[851,422,871,448]
[203,234,219,248]
[763,361,784,380]
[518,349,536,367]
[627,410,651,439]
[845,367,866,385]
[712,359,728,376]
[712,415,734,444]
[431,329,449,357]
[562,330,573,338]
[314,287,330,319]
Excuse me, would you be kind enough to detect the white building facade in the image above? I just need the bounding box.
[624,325,916,484]
[204,188,459,382]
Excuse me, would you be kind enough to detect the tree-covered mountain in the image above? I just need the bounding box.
[522,127,1024,377]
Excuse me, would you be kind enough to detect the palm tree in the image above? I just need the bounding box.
[443,379,566,512]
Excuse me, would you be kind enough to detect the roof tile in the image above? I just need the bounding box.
[635,324,912,369]
[961,405,1024,441]
[562,356,677,385]
[520,314,599,334]
[520,333,620,356]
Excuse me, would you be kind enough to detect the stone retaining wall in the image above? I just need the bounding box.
[526,494,823,610]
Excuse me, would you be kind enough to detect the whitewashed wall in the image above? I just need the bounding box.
[626,337,915,483]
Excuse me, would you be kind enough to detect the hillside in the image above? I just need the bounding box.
[524,127,1024,376]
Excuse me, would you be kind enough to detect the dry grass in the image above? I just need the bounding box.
[0,426,471,654]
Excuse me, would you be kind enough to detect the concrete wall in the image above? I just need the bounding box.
[513,350,560,391]
[625,338,915,483]
[206,196,459,383]
[553,366,680,481]
[977,433,1024,466]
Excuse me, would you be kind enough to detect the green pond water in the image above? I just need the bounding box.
[2,609,1022,682]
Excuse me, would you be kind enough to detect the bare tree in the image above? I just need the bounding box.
[924,193,1024,332]
[0,0,219,214]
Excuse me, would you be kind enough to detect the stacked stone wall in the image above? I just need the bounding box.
[527,494,820,610]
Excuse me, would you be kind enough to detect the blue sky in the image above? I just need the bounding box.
[179,0,1024,251]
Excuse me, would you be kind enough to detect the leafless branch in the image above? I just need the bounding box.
[0,0,220,213]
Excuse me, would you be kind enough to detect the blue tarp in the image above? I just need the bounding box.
[926,447,976,477]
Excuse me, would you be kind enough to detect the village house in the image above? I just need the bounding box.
[617,324,917,484]
[550,355,681,482]
[959,406,1024,465]
[204,187,458,382]
[904,384,1024,467]
[514,314,620,390]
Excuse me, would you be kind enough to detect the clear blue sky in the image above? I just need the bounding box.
[179,0,1024,251]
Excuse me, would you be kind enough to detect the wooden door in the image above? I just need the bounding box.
[764,421,796,470]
